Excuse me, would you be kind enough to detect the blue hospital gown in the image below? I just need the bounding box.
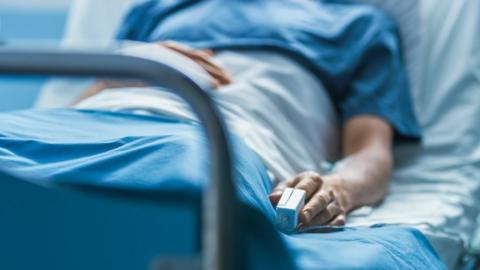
[117,0,421,140]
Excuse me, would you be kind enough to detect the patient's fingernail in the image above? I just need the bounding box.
[270,191,281,197]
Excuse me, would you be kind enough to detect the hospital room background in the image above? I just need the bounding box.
[0,0,66,110]
[0,0,479,269]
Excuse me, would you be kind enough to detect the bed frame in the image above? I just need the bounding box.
[0,50,244,270]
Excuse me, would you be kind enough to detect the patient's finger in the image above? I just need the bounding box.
[301,190,334,224]
[269,172,319,205]
[269,180,294,205]
[163,43,232,86]
[203,49,214,56]
[307,199,341,226]
[210,79,221,89]
[328,214,347,226]
[161,41,193,53]
[293,172,323,200]
[191,50,216,61]
[198,61,231,85]
[192,55,232,83]
[165,43,212,65]
[162,42,213,66]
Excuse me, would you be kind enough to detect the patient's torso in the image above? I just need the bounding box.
[76,48,340,182]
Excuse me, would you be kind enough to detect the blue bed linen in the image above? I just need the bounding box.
[0,109,444,269]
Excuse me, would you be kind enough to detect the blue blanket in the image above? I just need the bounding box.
[0,109,445,269]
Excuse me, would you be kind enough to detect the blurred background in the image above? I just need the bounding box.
[0,0,68,111]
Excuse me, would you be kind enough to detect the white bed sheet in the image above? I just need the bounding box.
[35,0,480,268]
[348,0,480,268]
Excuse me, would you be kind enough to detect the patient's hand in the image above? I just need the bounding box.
[269,172,350,228]
[73,41,231,105]
[269,117,394,229]
[161,41,232,88]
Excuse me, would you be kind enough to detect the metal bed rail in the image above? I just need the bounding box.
[0,50,239,270]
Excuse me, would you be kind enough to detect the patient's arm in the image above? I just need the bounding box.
[269,115,393,227]
[73,41,231,104]
[162,41,231,87]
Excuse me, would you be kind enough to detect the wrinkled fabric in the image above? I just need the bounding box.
[76,48,340,183]
[117,0,420,140]
[0,109,444,269]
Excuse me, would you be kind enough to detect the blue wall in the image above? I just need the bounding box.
[0,9,67,111]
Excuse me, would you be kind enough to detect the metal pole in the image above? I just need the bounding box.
[0,50,238,270]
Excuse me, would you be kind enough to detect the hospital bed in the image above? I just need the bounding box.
[1,0,479,269]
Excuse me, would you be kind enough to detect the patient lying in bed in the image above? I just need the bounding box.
[0,0,419,232]
[73,36,411,230]
[0,1,451,268]
[69,0,424,230]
